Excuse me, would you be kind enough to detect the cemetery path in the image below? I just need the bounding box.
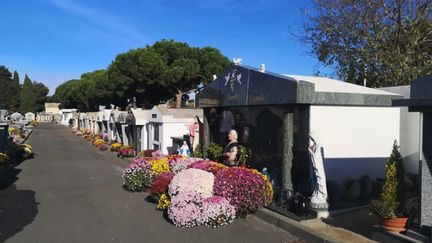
[0,123,301,243]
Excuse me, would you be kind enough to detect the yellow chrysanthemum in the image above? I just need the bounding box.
[156,193,171,210]
[150,157,170,176]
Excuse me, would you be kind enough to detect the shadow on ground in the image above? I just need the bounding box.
[0,154,39,242]
[322,208,378,239]
[0,184,39,242]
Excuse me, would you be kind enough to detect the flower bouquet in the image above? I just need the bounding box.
[111,143,122,152]
[117,147,135,158]
[214,167,273,216]
[122,157,154,191]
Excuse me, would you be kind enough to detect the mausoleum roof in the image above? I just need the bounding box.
[285,75,397,95]
[197,65,401,107]
[393,75,432,111]
[131,108,150,125]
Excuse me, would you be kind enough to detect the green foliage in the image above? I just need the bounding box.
[369,140,406,219]
[303,0,432,87]
[370,162,399,219]
[107,48,170,108]
[191,144,203,158]
[390,140,406,207]
[53,39,230,110]
[19,75,35,113]
[19,75,49,113]
[53,70,109,111]
[153,39,231,108]
[0,66,12,110]
[238,145,252,166]
[207,143,223,162]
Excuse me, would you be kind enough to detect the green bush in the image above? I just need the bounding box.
[370,140,406,219]
[389,140,406,207]
[191,144,203,158]
[208,143,223,162]
[237,145,252,166]
[369,162,399,219]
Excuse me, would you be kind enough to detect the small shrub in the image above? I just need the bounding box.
[237,145,252,167]
[369,162,399,218]
[191,144,203,158]
[207,143,223,162]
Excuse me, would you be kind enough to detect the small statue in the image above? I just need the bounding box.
[222,129,239,166]
[308,133,329,217]
[177,141,190,157]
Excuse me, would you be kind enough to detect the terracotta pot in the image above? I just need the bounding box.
[379,217,408,232]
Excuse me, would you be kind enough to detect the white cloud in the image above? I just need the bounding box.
[47,0,146,44]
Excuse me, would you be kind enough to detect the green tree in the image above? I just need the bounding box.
[53,40,230,109]
[389,140,406,208]
[153,39,231,107]
[19,75,34,113]
[53,70,112,111]
[52,79,80,109]
[107,48,171,109]
[303,0,432,87]
[19,75,49,113]
[0,66,12,110]
[32,82,49,112]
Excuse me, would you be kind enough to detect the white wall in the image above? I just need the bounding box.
[148,122,190,154]
[399,107,421,174]
[309,106,400,182]
[162,123,190,154]
[61,113,74,126]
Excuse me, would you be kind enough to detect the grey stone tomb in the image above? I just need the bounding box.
[394,75,432,231]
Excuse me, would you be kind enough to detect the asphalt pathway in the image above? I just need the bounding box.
[0,123,301,243]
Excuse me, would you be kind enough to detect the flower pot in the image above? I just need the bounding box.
[379,217,408,232]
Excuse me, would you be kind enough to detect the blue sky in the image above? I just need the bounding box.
[0,0,332,94]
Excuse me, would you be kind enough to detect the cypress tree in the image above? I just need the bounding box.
[19,75,35,113]
[0,66,12,110]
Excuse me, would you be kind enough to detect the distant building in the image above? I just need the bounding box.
[45,103,61,114]
[37,103,61,122]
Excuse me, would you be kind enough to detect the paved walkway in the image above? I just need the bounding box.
[0,123,301,243]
